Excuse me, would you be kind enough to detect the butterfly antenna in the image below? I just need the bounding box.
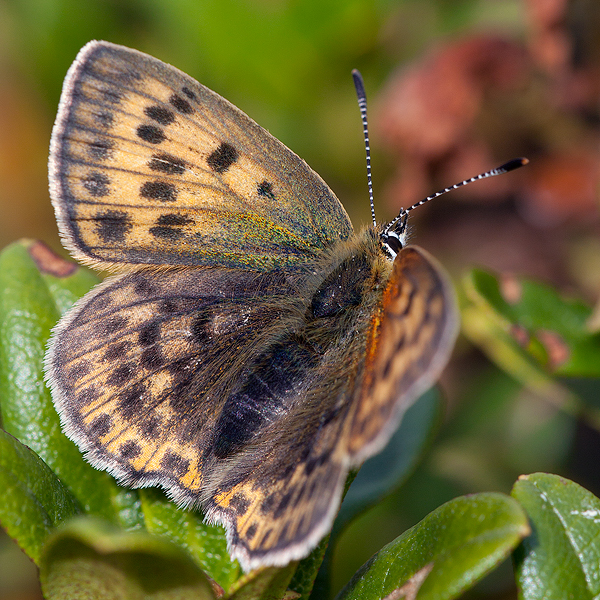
[353,69,377,227]
[380,157,529,259]
[385,157,529,233]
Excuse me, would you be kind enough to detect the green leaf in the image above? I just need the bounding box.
[0,240,143,527]
[460,269,600,425]
[335,492,529,600]
[462,269,600,378]
[39,516,216,600]
[225,563,298,600]
[0,428,82,563]
[512,473,600,600]
[140,489,242,590]
[288,535,330,600]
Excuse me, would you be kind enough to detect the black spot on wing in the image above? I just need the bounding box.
[169,93,193,114]
[67,361,90,381]
[141,347,164,370]
[257,180,276,200]
[148,153,186,174]
[207,142,238,173]
[94,210,132,243]
[246,523,257,541]
[108,363,135,386]
[161,450,190,477]
[140,181,177,202]
[141,416,162,437]
[89,414,112,437]
[156,213,193,226]
[119,440,141,459]
[84,172,110,197]
[117,383,146,419]
[149,226,183,240]
[88,138,114,161]
[104,342,131,360]
[76,388,99,408]
[260,495,275,515]
[229,493,250,516]
[144,105,176,125]
[148,211,194,240]
[139,322,160,346]
[181,87,196,101]
[137,124,165,144]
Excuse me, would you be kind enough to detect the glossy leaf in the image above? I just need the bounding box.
[0,428,81,563]
[226,563,297,600]
[0,239,143,526]
[140,489,242,590]
[512,473,600,600]
[39,517,216,600]
[463,269,600,378]
[288,535,330,600]
[335,492,529,600]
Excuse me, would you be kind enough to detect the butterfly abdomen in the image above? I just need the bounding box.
[212,338,318,459]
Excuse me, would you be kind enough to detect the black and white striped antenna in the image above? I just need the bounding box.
[352,69,377,228]
[352,69,529,258]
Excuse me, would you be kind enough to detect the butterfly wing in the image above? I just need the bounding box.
[46,260,359,571]
[49,41,353,271]
[203,244,458,570]
[46,266,303,505]
[347,246,459,463]
[46,39,459,573]
[203,320,367,570]
[46,237,457,571]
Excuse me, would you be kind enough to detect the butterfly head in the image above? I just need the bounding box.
[380,210,408,260]
[352,69,529,263]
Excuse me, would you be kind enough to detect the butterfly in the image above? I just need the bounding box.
[45,40,488,572]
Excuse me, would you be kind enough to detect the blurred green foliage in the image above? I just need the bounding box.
[0,0,527,249]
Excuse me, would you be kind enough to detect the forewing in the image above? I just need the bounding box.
[347,245,459,463]
[49,41,353,271]
[46,266,300,506]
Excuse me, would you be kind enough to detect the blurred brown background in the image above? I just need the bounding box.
[1,1,599,598]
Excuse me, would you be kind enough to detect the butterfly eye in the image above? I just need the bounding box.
[380,230,402,259]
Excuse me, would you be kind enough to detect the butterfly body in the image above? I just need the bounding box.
[46,41,458,571]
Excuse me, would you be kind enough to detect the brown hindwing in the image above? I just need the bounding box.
[347,245,458,463]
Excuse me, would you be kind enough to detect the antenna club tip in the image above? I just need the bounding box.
[352,69,366,100]
[500,157,529,172]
